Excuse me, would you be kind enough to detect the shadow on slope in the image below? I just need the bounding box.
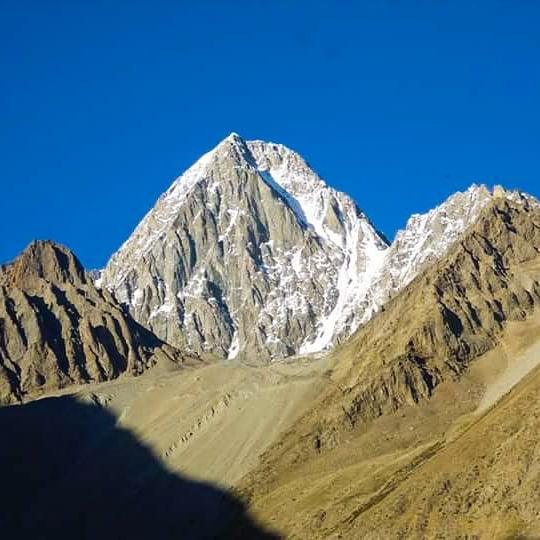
[0,395,279,539]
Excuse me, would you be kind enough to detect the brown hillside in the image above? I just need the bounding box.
[0,240,196,404]
[235,195,540,538]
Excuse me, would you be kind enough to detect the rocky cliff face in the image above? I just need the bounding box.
[101,134,388,362]
[101,133,532,362]
[0,241,190,404]
[233,194,540,538]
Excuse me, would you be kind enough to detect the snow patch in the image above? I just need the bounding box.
[227,331,240,360]
[218,208,241,242]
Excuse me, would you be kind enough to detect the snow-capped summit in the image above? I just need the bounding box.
[373,184,494,304]
[101,133,532,362]
[101,133,388,361]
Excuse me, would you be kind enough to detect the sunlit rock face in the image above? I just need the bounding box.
[0,240,187,404]
[102,133,516,363]
[101,134,388,362]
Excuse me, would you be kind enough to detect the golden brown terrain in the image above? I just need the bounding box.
[4,196,540,539]
[232,196,540,538]
[16,308,540,539]
[235,313,540,539]
[60,351,330,489]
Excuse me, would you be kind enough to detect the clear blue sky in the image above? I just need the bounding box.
[2,1,539,268]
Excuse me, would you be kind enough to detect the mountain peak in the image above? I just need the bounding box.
[3,240,87,288]
[101,136,539,363]
[0,240,190,404]
[225,131,243,141]
[102,136,387,361]
[217,131,246,149]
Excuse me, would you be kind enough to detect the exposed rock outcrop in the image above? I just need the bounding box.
[102,133,388,362]
[101,134,515,363]
[0,240,192,404]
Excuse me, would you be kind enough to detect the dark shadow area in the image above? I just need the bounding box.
[440,303,464,338]
[0,396,280,539]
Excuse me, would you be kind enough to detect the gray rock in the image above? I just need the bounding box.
[101,133,536,363]
[102,134,387,362]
